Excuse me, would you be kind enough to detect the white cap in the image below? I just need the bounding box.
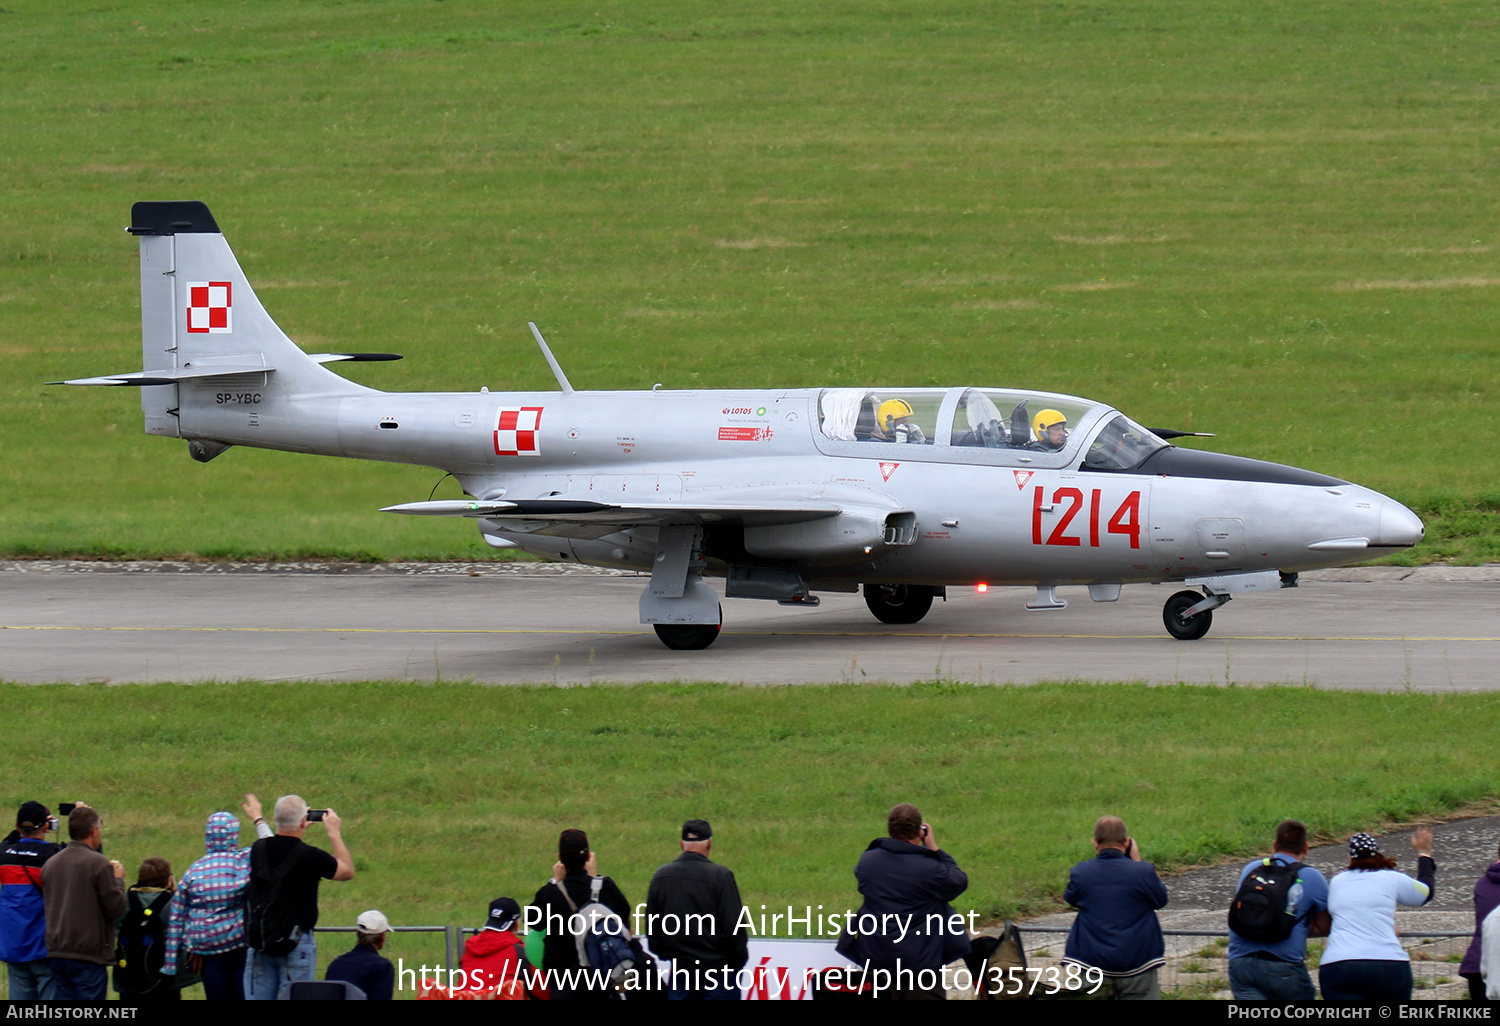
[356,909,393,934]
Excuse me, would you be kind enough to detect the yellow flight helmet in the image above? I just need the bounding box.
[877,398,915,429]
[1033,408,1068,438]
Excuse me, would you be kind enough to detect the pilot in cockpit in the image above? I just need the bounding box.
[1029,408,1069,452]
[871,399,928,445]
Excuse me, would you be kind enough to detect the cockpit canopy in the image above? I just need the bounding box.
[816,387,1168,471]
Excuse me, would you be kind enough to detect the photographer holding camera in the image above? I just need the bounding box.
[243,796,354,1000]
[1,801,69,999]
[835,803,971,1000]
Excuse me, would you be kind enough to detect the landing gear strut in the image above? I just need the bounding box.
[1162,590,1213,641]
[864,584,936,625]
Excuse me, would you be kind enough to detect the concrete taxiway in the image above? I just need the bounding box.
[1,562,1495,688]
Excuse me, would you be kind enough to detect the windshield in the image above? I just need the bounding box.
[1082,414,1168,470]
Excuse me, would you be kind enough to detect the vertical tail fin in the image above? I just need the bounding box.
[127,201,373,441]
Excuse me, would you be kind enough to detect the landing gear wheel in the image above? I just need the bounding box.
[1163,590,1213,641]
[652,605,723,651]
[864,584,935,625]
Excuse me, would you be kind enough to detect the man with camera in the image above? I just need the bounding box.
[243,795,354,1000]
[1062,815,1169,1000]
[836,803,971,1000]
[1,801,67,999]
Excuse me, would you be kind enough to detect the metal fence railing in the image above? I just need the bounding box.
[1014,925,1475,1000]
[301,921,1482,1001]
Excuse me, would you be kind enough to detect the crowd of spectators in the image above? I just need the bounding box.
[0,798,1488,1002]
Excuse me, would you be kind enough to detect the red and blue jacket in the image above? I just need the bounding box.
[0,835,63,964]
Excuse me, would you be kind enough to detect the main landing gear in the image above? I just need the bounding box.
[652,605,723,651]
[864,584,938,625]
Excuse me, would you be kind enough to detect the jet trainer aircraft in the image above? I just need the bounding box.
[60,202,1425,650]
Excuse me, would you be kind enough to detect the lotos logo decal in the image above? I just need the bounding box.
[186,281,232,334]
[1012,470,1034,490]
[494,406,543,456]
[722,406,755,415]
[879,462,899,482]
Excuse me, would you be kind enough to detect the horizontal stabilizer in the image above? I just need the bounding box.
[54,374,180,387]
[308,353,403,364]
[52,361,276,386]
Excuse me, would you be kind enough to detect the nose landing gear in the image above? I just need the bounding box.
[1162,589,1231,641]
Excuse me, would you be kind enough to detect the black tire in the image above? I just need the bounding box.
[653,623,721,650]
[864,584,936,625]
[652,605,723,650]
[1163,590,1213,641]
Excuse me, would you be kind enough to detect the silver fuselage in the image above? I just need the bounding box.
[176,382,1422,590]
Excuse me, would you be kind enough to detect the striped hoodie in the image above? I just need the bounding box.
[162,813,272,972]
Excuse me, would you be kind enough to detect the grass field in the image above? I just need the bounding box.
[1,680,1495,997]
[5,8,1497,1003]
[3,1,1499,561]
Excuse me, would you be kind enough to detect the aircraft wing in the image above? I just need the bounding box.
[382,498,845,540]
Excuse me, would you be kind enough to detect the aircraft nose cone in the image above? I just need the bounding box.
[1378,500,1425,549]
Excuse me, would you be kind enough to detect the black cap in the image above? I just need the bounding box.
[16,802,49,830]
[559,828,588,856]
[486,897,521,932]
[682,819,713,842]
